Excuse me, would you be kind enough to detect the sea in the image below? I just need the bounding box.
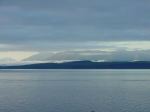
[0,69,150,112]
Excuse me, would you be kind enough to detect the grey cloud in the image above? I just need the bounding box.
[0,0,150,52]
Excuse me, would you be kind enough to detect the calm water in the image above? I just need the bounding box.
[0,70,150,112]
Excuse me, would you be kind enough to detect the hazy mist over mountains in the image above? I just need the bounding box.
[24,50,150,62]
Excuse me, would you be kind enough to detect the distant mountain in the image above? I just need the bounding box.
[24,50,150,62]
[1,60,150,69]
[24,51,109,61]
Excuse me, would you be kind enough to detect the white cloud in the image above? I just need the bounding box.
[93,41,150,51]
[0,51,38,61]
[0,41,150,61]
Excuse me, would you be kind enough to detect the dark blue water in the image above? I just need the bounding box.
[0,69,150,112]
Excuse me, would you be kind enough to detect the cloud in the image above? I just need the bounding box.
[0,0,150,61]
[0,51,38,61]
[0,0,150,46]
[0,41,150,52]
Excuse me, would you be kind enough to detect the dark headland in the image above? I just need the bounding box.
[1,61,150,69]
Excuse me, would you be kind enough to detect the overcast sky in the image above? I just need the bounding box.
[0,0,150,61]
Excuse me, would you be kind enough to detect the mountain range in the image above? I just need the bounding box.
[1,60,150,69]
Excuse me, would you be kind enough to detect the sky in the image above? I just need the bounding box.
[0,0,150,61]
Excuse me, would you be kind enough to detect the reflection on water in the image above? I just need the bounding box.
[0,69,150,112]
